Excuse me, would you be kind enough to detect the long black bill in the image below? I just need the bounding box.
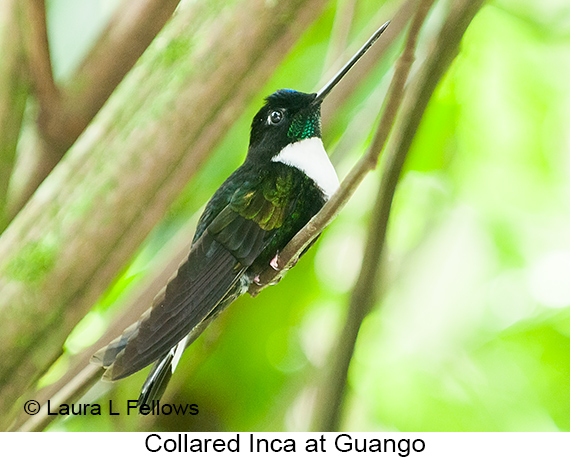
[313,20,390,104]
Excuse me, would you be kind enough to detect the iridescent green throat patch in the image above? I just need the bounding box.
[288,111,321,141]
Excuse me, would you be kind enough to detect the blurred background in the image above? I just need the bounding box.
[2,0,570,432]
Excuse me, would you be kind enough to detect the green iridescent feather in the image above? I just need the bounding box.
[287,111,321,141]
[230,171,293,231]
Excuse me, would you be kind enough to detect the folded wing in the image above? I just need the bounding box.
[92,169,295,381]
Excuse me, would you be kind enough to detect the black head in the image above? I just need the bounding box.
[247,89,322,161]
[245,20,390,163]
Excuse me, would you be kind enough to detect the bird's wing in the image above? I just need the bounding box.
[91,170,294,381]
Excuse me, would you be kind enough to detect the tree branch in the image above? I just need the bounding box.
[12,0,62,223]
[24,0,58,121]
[312,0,487,432]
[10,0,182,220]
[60,0,182,148]
[248,0,431,297]
[0,0,29,232]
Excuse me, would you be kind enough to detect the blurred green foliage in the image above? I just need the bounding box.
[42,0,570,431]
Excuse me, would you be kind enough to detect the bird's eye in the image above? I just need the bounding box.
[268,110,283,125]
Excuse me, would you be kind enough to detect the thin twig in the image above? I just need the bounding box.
[248,0,431,296]
[312,0,487,432]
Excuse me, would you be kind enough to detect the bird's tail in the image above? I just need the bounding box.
[135,288,241,408]
[137,335,188,407]
[137,354,174,407]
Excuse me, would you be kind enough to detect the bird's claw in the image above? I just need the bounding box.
[270,254,280,271]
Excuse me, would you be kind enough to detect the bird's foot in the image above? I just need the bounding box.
[270,253,280,271]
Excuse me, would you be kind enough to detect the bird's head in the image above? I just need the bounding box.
[247,89,322,161]
[245,20,390,163]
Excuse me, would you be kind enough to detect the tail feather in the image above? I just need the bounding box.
[137,352,175,408]
[135,284,243,407]
[91,309,151,378]
[137,332,190,407]
[90,233,245,381]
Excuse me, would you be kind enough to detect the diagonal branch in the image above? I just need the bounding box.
[59,0,182,149]
[10,0,182,220]
[312,0,487,432]
[248,0,432,296]
[12,220,196,431]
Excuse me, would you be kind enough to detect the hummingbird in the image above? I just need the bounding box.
[92,21,390,406]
